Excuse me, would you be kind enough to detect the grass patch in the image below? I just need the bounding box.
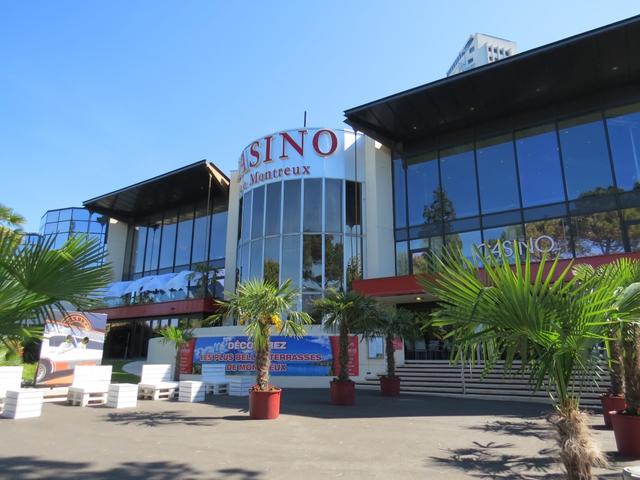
[0,357,38,383]
[102,359,140,384]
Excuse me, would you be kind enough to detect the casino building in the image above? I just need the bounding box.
[85,15,640,379]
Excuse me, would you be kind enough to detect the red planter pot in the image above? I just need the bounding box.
[611,411,640,458]
[249,388,281,420]
[380,376,401,396]
[330,380,355,405]
[600,394,626,428]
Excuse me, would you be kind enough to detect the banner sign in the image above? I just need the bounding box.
[35,311,107,386]
[178,339,196,374]
[193,335,359,377]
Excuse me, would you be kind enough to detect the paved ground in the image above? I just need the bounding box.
[0,389,636,479]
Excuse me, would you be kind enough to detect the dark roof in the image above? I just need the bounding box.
[344,15,640,148]
[83,160,230,222]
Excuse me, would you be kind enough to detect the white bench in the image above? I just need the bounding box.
[106,383,138,409]
[178,381,205,402]
[229,377,254,397]
[0,366,23,412]
[67,365,113,407]
[2,389,43,419]
[138,364,178,400]
[201,364,229,395]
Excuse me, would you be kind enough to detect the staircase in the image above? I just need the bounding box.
[356,360,609,409]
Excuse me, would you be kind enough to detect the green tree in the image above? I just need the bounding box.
[212,279,311,391]
[158,326,194,381]
[420,243,615,480]
[313,290,380,382]
[0,227,111,337]
[377,307,421,378]
[0,203,25,231]
[263,259,279,286]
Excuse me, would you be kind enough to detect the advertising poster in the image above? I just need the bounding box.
[35,311,107,386]
[193,335,359,377]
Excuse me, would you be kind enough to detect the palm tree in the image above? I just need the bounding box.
[213,279,311,391]
[377,306,421,380]
[313,289,380,383]
[158,326,194,381]
[0,203,25,231]
[420,243,616,480]
[0,227,111,337]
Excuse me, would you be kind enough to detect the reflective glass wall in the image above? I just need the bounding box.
[237,178,363,319]
[126,201,227,280]
[39,207,107,256]
[393,101,640,275]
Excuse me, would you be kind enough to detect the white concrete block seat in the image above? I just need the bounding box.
[138,364,178,400]
[178,381,205,403]
[201,364,229,395]
[2,389,43,419]
[67,365,113,407]
[0,366,23,412]
[229,377,254,397]
[106,383,138,409]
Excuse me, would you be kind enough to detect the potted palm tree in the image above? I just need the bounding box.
[377,307,421,396]
[213,279,311,420]
[313,289,380,405]
[610,278,640,458]
[158,326,194,381]
[573,264,626,428]
[421,244,618,480]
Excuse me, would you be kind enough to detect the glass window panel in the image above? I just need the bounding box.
[476,134,520,214]
[282,180,301,234]
[241,190,252,242]
[407,152,440,226]
[302,294,322,324]
[57,221,70,233]
[88,221,104,234]
[281,235,301,289]
[191,205,209,265]
[158,210,177,270]
[325,179,343,233]
[72,208,90,221]
[144,220,162,273]
[263,237,280,285]
[558,113,613,199]
[73,220,89,233]
[345,181,362,235]
[303,234,322,291]
[303,179,322,232]
[175,207,194,267]
[131,226,147,274]
[249,239,263,280]
[444,230,482,261]
[46,211,59,223]
[439,144,478,219]
[54,234,68,249]
[524,218,572,260]
[58,209,72,221]
[572,211,624,257]
[481,224,525,263]
[515,124,566,207]
[265,182,282,236]
[523,203,568,222]
[410,237,443,274]
[43,223,57,234]
[606,103,640,191]
[622,208,640,252]
[344,235,362,289]
[324,234,343,289]
[396,241,409,276]
[393,158,407,229]
[210,211,228,260]
[251,186,265,240]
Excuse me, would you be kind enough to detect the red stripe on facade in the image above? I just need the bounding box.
[353,252,640,298]
[92,298,219,321]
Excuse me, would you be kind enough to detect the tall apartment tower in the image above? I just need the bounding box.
[447,33,516,76]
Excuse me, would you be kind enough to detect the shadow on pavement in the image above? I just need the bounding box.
[468,419,554,440]
[203,388,553,420]
[104,410,251,427]
[0,457,263,480]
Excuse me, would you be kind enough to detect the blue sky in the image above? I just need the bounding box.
[2,1,639,231]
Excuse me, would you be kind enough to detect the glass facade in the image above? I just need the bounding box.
[39,207,107,257]
[237,178,363,317]
[126,201,227,279]
[393,102,640,274]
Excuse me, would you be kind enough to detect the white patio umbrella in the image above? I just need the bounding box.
[104,281,132,298]
[141,273,174,292]
[165,270,202,291]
